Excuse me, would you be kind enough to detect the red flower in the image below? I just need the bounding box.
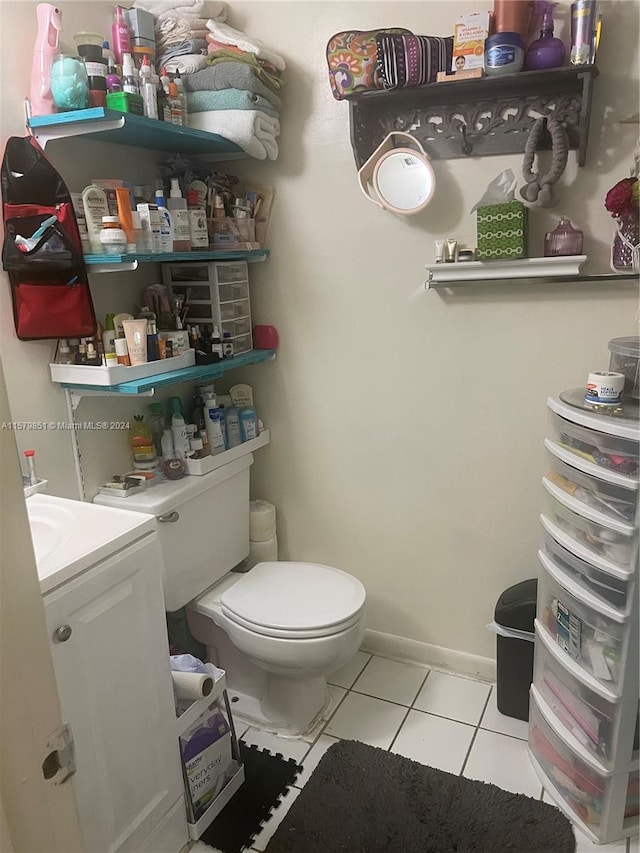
[605,177,639,218]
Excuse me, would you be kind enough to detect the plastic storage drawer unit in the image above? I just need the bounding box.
[494,579,537,721]
[547,409,639,480]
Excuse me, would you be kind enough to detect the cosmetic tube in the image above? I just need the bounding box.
[122,319,147,366]
[444,238,458,263]
[115,186,135,249]
[434,239,445,263]
[114,336,131,366]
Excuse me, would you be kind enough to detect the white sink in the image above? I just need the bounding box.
[26,494,156,594]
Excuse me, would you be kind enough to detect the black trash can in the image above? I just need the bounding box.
[494,578,537,721]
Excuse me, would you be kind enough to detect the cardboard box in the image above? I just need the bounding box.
[476,200,529,260]
[452,12,491,72]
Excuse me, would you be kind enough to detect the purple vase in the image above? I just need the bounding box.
[611,212,640,272]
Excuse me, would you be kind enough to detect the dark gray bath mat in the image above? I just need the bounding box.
[265,739,576,853]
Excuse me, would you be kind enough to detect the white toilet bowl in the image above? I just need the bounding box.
[186,561,366,736]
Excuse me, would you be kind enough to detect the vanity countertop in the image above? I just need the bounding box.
[26,494,156,594]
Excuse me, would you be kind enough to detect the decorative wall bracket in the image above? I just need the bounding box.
[348,66,598,169]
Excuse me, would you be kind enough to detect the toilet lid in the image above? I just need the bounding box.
[220,562,366,637]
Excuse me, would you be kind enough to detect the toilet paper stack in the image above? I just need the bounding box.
[247,499,277,568]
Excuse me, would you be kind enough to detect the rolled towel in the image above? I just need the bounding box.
[157,37,207,65]
[206,19,286,71]
[186,87,279,117]
[156,16,210,49]
[163,53,208,74]
[188,109,280,160]
[182,62,281,109]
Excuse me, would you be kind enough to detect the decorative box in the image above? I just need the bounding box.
[476,200,529,261]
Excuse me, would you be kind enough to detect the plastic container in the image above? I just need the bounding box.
[484,32,525,75]
[608,337,640,401]
[99,216,127,254]
[547,409,639,479]
[544,216,584,256]
[494,578,537,721]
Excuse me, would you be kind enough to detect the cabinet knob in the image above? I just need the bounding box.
[53,625,72,643]
[158,511,180,523]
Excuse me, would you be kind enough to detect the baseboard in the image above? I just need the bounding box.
[361,629,497,682]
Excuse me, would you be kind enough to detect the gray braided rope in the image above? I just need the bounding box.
[520,115,569,207]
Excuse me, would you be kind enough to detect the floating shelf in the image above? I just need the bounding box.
[348,65,599,168]
[28,107,246,158]
[59,348,276,400]
[85,248,269,274]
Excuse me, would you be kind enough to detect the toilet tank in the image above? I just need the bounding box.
[94,455,252,611]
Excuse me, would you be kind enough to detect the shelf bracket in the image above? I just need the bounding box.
[67,387,155,411]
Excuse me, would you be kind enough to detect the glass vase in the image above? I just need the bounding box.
[611,211,640,273]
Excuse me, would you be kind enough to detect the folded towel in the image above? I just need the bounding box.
[206,51,282,90]
[186,87,279,117]
[163,53,208,74]
[133,0,227,23]
[156,16,210,49]
[157,38,207,64]
[206,19,286,71]
[182,62,281,109]
[188,109,280,160]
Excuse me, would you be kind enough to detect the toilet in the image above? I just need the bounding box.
[94,454,366,736]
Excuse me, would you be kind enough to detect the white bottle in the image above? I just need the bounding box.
[171,412,190,455]
[122,53,139,95]
[204,392,226,455]
[139,56,158,120]
[154,190,173,253]
[167,178,191,252]
[161,428,174,458]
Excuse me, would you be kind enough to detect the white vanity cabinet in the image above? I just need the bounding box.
[40,517,186,853]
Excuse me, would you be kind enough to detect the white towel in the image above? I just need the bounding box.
[133,0,227,22]
[156,16,210,48]
[163,53,208,73]
[188,109,280,160]
[206,19,286,71]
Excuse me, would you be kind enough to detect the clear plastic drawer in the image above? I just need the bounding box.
[214,262,248,284]
[545,447,637,527]
[534,627,639,770]
[548,410,639,480]
[231,333,252,355]
[222,317,251,338]
[542,487,635,572]
[218,281,249,303]
[537,562,629,692]
[541,528,634,614]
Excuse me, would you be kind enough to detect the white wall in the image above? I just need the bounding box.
[0,0,637,665]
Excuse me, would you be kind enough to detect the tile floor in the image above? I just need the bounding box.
[194,651,636,853]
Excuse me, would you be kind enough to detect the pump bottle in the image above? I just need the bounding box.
[524,2,566,70]
[167,179,191,252]
[139,56,158,119]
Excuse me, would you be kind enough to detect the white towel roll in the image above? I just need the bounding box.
[246,535,278,569]
[250,499,277,542]
[171,670,214,700]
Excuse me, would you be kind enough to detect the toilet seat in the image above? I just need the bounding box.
[196,561,366,640]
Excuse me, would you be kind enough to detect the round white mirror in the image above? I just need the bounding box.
[374,150,435,212]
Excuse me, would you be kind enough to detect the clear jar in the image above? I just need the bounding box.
[99,215,127,255]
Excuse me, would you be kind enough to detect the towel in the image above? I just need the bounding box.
[163,53,208,74]
[156,16,210,49]
[181,62,281,109]
[133,0,227,22]
[157,37,207,64]
[206,19,286,71]
[206,51,283,90]
[186,88,279,117]
[188,109,280,160]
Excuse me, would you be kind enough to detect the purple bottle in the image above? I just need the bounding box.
[524,1,566,71]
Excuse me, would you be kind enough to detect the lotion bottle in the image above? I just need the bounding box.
[154,190,174,253]
[204,392,226,455]
[171,411,190,456]
[167,179,191,252]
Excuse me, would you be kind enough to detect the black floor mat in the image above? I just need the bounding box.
[200,740,301,853]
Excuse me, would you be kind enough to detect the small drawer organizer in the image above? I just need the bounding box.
[162,261,253,355]
[530,393,640,845]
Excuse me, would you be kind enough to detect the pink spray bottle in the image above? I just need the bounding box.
[30,3,62,116]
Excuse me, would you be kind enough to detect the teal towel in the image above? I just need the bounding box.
[186,88,279,117]
[181,62,281,109]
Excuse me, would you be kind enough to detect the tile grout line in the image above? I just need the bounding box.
[386,705,412,753]
[459,687,493,777]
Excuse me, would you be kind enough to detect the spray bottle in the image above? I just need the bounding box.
[524,2,566,70]
[30,4,62,116]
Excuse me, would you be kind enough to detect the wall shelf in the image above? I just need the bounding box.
[348,65,599,168]
[425,272,637,290]
[28,107,246,158]
[85,248,269,274]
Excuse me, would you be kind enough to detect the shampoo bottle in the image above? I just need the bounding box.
[167,179,191,252]
[112,5,132,66]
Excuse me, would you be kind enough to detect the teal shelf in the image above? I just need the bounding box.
[85,248,269,271]
[28,108,245,157]
[60,348,276,396]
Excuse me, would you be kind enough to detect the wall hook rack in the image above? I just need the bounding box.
[347,65,598,169]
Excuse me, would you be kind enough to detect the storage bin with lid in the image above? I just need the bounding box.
[533,622,639,772]
[536,553,637,693]
[609,336,640,401]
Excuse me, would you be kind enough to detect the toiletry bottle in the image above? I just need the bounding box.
[147,402,166,456]
[168,81,183,126]
[30,3,62,117]
[99,215,127,255]
[239,406,258,442]
[154,190,174,253]
[121,53,138,94]
[115,336,130,365]
[189,432,207,459]
[85,342,102,366]
[82,184,110,253]
[186,190,210,250]
[204,395,226,455]
[222,404,242,448]
[112,5,132,66]
[102,40,116,65]
[222,332,234,359]
[167,179,191,252]
[524,2,566,70]
[75,339,88,365]
[160,427,174,458]
[57,339,72,364]
[211,325,223,361]
[129,415,157,469]
[171,410,191,456]
[544,216,584,256]
[173,71,188,123]
[139,55,158,119]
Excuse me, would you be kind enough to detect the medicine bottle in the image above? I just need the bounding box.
[99,216,127,254]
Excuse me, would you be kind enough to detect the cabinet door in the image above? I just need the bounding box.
[43,533,185,853]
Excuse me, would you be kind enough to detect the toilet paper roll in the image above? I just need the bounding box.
[246,534,278,569]
[585,371,625,405]
[170,670,214,701]
[250,499,277,542]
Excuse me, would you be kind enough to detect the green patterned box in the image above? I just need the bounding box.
[476,200,528,260]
